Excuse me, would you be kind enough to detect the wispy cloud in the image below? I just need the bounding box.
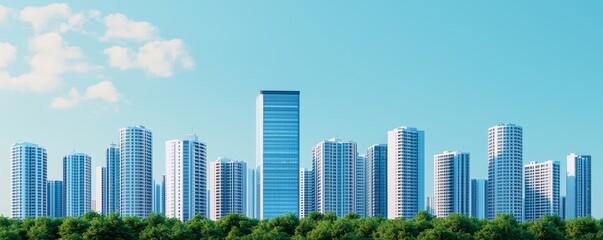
[0,32,100,92]
[19,3,70,32]
[51,81,122,109]
[101,13,157,42]
[2,3,194,109]
[104,39,194,77]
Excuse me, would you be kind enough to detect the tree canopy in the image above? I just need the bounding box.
[0,211,601,240]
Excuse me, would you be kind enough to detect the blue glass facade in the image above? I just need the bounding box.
[106,144,120,214]
[47,180,64,218]
[256,91,300,219]
[63,153,92,217]
[366,144,387,217]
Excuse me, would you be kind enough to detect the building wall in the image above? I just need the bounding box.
[120,126,153,217]
[387,127,424,219]
[433,151,470,218]
[10,143,47,219]
[524,160,560,221]
[299,168,315,218]
[210,158,246,220]
[487,123,523,220]
[366,144,387,217]
[165,134,207,221]
[106,144,120,214]
[47,180,64,218]
[256,91,300,219]
[64,153,92,217]
[470,179,488,219]
[566,153,591,219]
[313,138,358,217]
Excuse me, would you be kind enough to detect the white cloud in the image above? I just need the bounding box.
[50,81,121,109]
[103,46,132,69]
[0,42,16,68]
[103,39,194,77]
[101,13,157,42]
[0,5,13,23]
[0,32,99,92]
[85,80,120,102]
[19,3,70,32]
[50,87,80,108]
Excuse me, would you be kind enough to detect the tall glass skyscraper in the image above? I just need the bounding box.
[387,126,424,219]
[366,144,387,217]
[299,168,314,218]
[566,153,591,219]
[210,157,247,220]
[63,152,92,217]
[10,142,47,219]
[120,126,153,217]
[165,134,207,221]
[95,166,107,215]
[470,179,488,219]
[256,90,300,219]
[106,143,120,214]
[524,160,560,221]
[487,123,523,220]
[433,151,470,218]
[47,180,64,218]
[312,138,358,216]
[356,155,366,217]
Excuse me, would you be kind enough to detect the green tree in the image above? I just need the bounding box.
[566,216,599,240]
[28,216,60,240]
[186,214,220,240]
[306,220,332,240]
[83,213,134,240]
[474,214,533,240]
[267,213,299,237]
[59,217,91,240]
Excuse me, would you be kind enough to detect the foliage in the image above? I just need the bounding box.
[0,211,602,240]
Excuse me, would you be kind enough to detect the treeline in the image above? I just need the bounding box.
[0,211,601,240]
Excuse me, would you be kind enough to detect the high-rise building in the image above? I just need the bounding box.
[95,166,107,215]
[387,126,424,219]
[10,143,47,219]
[256,90,300,219]
[425,196,433,215]
[356,155,366,217]
[106,143,120,214]
[64,153,92,217]
[210,157,247,220]
[366,144,387,217]
[246,168,257,219]
[47,180,64,218]
[470,179,488,219]
[152,176,166,214]
[561,196,566,219]
[313,138,358,216]
[487,123,523,220]
[524,160,560,221]
[119,126,153,217]
[566,153,591,219]
[299,168,314,218]
[433,151,470,218]
[165,134,207,221]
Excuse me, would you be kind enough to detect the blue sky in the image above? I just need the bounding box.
[0,1,602,217]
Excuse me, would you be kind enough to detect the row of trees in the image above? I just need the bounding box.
[0,211,602,240]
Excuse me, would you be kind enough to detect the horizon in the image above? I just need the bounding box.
[1,1,601,218]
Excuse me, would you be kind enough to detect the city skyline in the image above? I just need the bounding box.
[0,1,602,218]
